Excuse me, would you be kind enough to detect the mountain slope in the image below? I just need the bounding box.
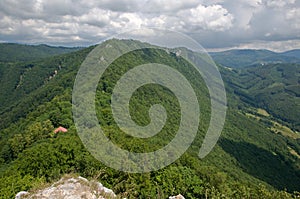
[0,40,299,198]
[210,49,300,67]
[223,63,300,131]
[282,49,300,58]
[0,43,82,62]
[0,46,93,129]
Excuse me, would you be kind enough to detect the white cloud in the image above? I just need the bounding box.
[266,0,295,8]
[236,39,300,52]
[177,4,233,31]
[142,0,199,13]
[0,0,299,51]
[208,39,300,52]
[76,8,112,28]
[286,8,300,30]
[94,0,144,12]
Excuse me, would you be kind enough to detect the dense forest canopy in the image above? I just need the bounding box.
[0,41,299,198]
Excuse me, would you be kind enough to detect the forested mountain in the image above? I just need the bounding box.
[282,49,300,58]
[0,46,93,128]
[0,43,82,62]
[0,40,299,198]
[210,49,300,68]
[222,63,300,131]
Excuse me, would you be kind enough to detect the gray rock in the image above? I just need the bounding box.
[16,176,116,199]
[15,191,29,199]
[16,175,185,199]
[169,194,185,199]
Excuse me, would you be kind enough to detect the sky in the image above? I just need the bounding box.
[0,0,299,52]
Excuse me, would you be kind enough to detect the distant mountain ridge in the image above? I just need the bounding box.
[0,43,82,62]
[210,49,300,68]
[2,42,299,67]
[282,49,300,58]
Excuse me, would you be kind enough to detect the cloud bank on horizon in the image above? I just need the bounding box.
[0,0,299,51]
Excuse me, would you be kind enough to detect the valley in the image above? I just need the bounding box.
[0,41,299,198]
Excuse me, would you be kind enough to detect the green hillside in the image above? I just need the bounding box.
[223,63,300,131]
[210,49,300,68]
[0,43,82,62]
[0,40,299,198]
[0,46,93,129]
[282,49,300,58]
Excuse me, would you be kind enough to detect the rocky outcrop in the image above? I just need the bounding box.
[16,175,185,199]
[169,194,185,199]
[15,191,29,199]
[15,176,116,199]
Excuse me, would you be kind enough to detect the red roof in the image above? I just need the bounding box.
[54,126,68,133]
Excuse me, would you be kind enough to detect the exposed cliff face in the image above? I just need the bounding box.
[15,176,116,199]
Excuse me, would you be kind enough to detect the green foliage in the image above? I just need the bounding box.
[210,49,300,68]
[0,43,81,62]
[222,63,300,131]
[0,46,93,130]
[95,48,210,153]
[0,40,299,198]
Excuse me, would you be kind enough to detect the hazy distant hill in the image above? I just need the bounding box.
[210,49,300,67]
[0,43,82,62]
[282,49,300,58]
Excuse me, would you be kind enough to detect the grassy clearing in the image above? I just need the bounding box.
[257,108,270,117]
[244,109,300,139]
[271,122,300,139]
[288,146,300,159]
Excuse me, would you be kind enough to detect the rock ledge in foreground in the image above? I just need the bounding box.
[15,176,116,199]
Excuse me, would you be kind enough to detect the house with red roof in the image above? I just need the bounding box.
[54,126,68,133]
